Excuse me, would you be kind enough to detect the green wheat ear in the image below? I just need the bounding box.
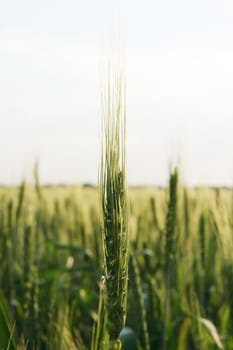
[165,168,178,269]
[100,56,129,348]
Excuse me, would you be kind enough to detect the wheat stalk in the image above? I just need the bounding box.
[163,168,178,350]
[100,54,129,349]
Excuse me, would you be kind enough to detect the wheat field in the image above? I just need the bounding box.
[0,181,232,349]
[0,61,232,350]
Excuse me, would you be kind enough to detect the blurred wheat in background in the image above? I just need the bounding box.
[0,146,232,349]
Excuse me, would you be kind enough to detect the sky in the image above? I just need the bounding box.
[0,0,233,186]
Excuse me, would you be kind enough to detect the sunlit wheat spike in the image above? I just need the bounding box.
[100,53,129,348]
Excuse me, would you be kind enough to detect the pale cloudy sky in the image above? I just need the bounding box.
[0,0,232,186]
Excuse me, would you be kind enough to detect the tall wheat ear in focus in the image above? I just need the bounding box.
[98,51,129,350]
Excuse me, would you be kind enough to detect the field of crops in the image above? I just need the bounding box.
[0,181,232,349]
[0,65,232,350]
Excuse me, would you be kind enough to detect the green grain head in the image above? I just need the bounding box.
[165,169,178,269]
[100,57,129,346]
